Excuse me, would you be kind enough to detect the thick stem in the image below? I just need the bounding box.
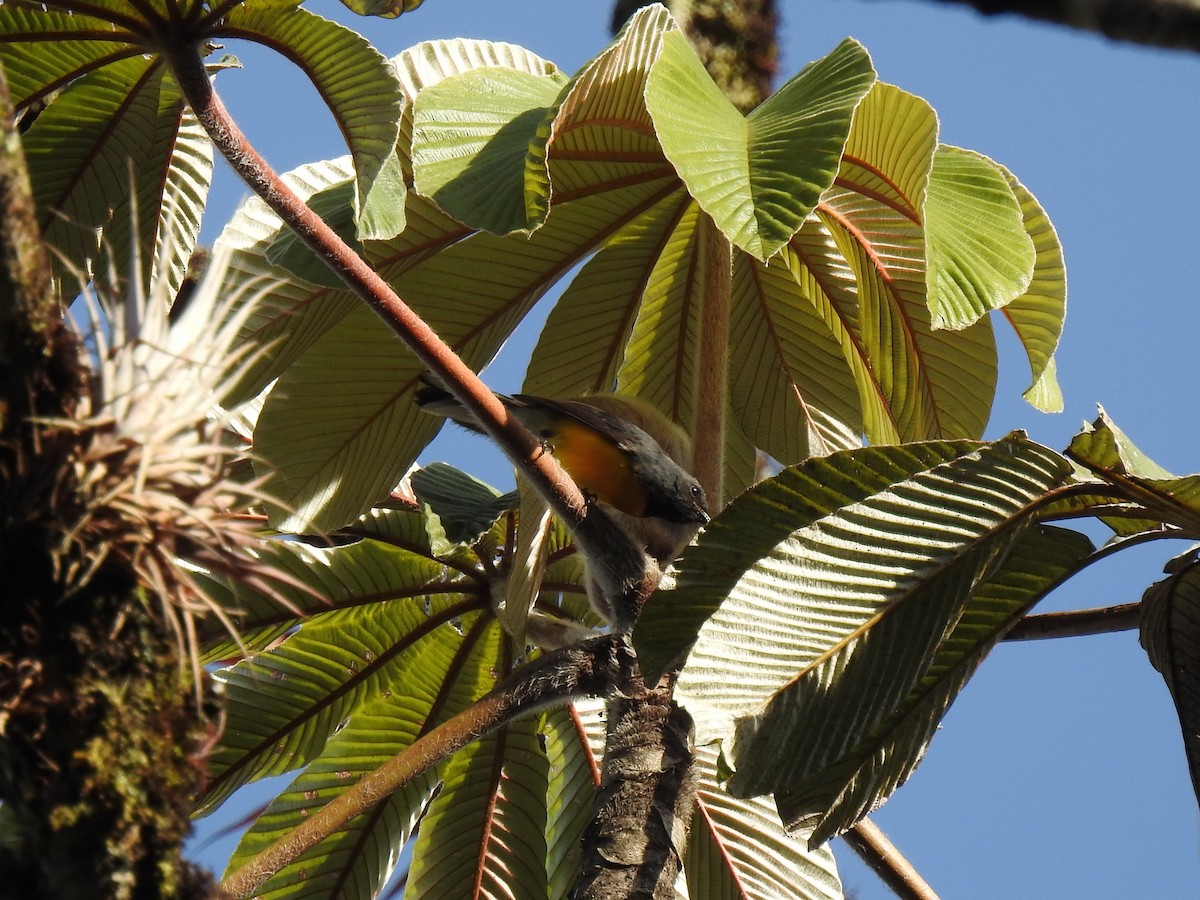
[161,39,648,602]
[219,635,633,898]
[2,63,211,900]
[691,215,731,509]
[843,818,941,900]
[574,683,696,899]
[1004,602,1141,640]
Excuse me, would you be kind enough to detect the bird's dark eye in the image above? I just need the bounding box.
[691,484,703,499]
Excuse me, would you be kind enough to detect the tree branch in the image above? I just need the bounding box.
[843,817,941,900]
[691,214,731,510]
[574,684,695,900]
[1003,602,1141,640]
[910,0,1200,54]
[219,635,634,898]
[160,39,650,611]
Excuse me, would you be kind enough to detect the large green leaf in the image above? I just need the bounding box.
[647,33,875,260]
[538,4,677,199]
[712,439,1071,803]
[0,4,145,113]
[1141,553,1200,821]
[540,706,598,897]
[1064,408,1200,537]
[997,165,1067,411]
[775,524,1093,843]
[248,171,679,532]
[635,436,1073,743]
[728,248,863,461]
[339,0,423,16]
[411,462,518,551]
[924,145,1035,330]
[216,3,406,240]
[406,716,549,899]
[523,190,695,400]
[686,744,843,900]
[20,55,170,285]
[226,612,503,899]
[217,157,465,403]
[412,61,568,233]
[804,82,999,442]
[198,528,489,814]
[95,86,213,300]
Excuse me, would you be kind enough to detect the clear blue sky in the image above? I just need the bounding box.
[193,2,1200,896]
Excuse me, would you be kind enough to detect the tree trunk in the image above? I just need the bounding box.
[0,65,214,900]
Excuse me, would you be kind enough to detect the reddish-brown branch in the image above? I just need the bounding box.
[218,635,633,898]
[843,818,941,900]
[1004,602,1141,640]
[692,215,730,508]
[160,39,652,606]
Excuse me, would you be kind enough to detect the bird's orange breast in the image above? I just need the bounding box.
[545,419,648,518]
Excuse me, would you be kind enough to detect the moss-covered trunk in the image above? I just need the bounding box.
[0,65,213,900]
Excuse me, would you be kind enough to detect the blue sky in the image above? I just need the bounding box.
[193,2,1200,896]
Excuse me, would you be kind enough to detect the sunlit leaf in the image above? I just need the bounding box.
[647,33,874,260]
[412,61,568,233]
[217,3,406,239]
[198,529,488,814]
[776,524,1093,843]
[1064,408,1200,537]
[996,165,1066,411]
[636,435,1072,725]
[686,743,842,900]
[339,0,422,16]
[406,717,550,899]
[225,613,503,899]
[924,145,1034,330]
[21,56,171,285]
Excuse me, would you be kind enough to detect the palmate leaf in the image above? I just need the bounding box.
[775,524,1093,844]
[728,248,864,461]
[198,517,490,814]
[804,82,995,443]
[406,717,549,899]
[686,744,843,900]
[995,163,1067,411]
[1141,552,1200,821]
[17,53,182,288]
[924,146,1034,330]
[339,0,424,18]
[215,2,406,240]
[647,33,875,261]
[226,611,504,900]
[202,476,607,899]
[633,436,1074,814]
[0,3,145,112]
[410,461,518,551]
[1062,408,1200,538]
[221,629,472,899]
[227,7,1058,532]
[541,706,599,898]
[0,3,180,292]
[412,57,568,233]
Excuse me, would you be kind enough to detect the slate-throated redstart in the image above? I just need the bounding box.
[414,381,710,533]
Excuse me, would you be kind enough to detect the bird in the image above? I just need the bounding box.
[414,380,710,565]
